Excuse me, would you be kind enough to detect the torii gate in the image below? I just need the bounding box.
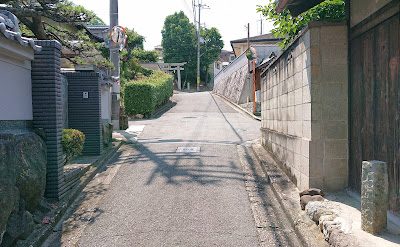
[158,63,187,90]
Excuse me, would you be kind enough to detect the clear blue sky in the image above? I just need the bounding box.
[71,0,274,51]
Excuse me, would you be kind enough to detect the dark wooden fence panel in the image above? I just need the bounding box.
[349,13,400,215]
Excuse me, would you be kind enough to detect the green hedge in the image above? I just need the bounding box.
[62,129,85,166]
[124,70,173,118]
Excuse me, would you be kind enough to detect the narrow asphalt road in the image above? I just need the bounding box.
[44,91,302,246]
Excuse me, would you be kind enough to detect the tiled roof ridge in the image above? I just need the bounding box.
[0,23,42,51]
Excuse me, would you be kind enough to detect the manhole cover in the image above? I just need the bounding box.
[176,147,201,153]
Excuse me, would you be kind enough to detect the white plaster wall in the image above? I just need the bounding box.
[0,59,32,120]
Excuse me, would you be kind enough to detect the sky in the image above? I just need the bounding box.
[71,0,275,51]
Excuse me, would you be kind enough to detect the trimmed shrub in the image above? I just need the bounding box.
[62,129,85,165]
[124,70,173,118]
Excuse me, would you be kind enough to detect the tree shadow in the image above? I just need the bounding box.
[119,143,246,187]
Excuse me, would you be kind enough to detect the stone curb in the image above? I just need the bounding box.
[21,141,123,247]
[212,93,261,121]
[250,141,328,247]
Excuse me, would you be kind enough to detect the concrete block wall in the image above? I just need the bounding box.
[261,21,348,192]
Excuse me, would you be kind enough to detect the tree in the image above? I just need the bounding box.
[200,27,223,84]
[162,11,197,84]
[117,28,158,83]
[257,0,345,49]
[0,0,111,68]
[162,11,223,85]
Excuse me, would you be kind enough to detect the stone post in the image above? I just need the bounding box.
[361,160,388,234]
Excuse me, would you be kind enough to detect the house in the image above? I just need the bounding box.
[213,35,282,114]
[154,45,164,62]
[260,0,400,218]
[220,50,235,64]
[230,33,283,57]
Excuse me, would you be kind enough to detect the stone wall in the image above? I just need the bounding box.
[213,53,248,104]
[0,131,46,246]
[260,21,348,192]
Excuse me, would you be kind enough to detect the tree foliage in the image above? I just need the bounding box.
[0,0,112,68]
[161,11,223,84]
[200,27,224,83]
[118,27,157,83]
[162,11,197,83]
[257,0,345,49]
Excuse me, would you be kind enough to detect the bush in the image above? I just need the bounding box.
[62,129,85,165]
[124,70,173,118]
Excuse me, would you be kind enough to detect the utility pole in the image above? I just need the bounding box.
[110,0,120,129]
[247,23,250,73]
[196,0,209,92]
[197,1,201,92]
[258,16,263,35]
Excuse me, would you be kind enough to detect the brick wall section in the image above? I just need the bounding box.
[64,72,103,155]
[31,41,65,199]
[261,21,348,192]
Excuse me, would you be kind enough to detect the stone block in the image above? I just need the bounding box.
[321,45,348,66]
[312,104,322,123]
[310,139,324,158]
[300,155,310,176]
[309,47,320,67]
[311,65,321,83]
[302,85,311,103]
[287,76,294,92]
[288,91,295,106]
[294,56,303,75]
[324,177,348,192]
[324,158,348,178]
[321,101,348,121]
[303,103,311,121]
[303,121,312,139]
[320,25,347,47]
[311,121,322,140]
[294,71,303,90]
[361,160,389,234]
[288,106,295,121]
[302,68,311,87]
[321,63,348,84]
[322,121,347,140]
[320,83,348,102]
[309,177,324,190]
[325,140,348,159]
[309,158,324,179]
[294,88,303,105]
[311,83,321,103]
[310,28,320,48]
[301,139,310,158]
[282,120,288,134]
[294,104,303,121]
[294,120,303,137]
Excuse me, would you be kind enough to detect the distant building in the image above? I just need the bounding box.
[154,45,163,62]
[230,33,284,57]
